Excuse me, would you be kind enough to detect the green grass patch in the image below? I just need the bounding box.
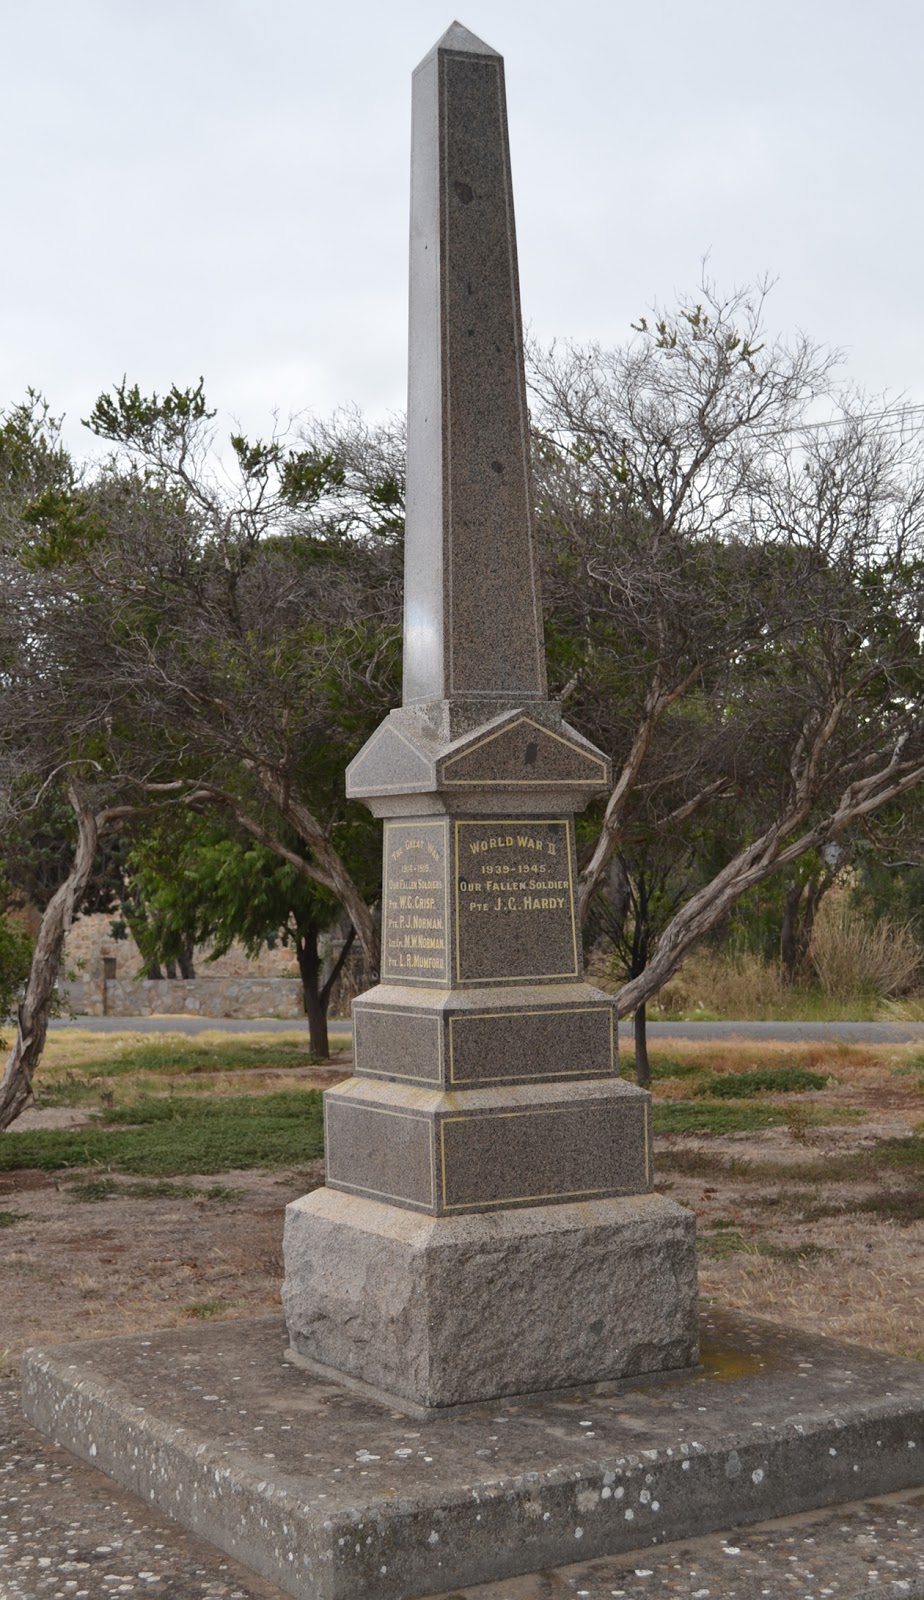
[0,1209,28,1227]
[40,1036,333,1081]
[697,1067,831,1098]
[653,1100,791,1133]
[875,1136,924,1171]
[653,1100,859,1135]
[65,1177,243,1203]
[698,1225,828,1262]
[0,1090,323,1176]
[797,1188,924,1226]
[181,1298,232,1320]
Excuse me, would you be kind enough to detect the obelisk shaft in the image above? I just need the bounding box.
[403,23,547,707]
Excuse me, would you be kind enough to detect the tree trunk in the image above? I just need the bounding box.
[320,926,357,1016]
[634,1002,651,1089]
[178,943,196,980]
[0,788,99,1130]
[296,933,329,1059]
[780,883,802,985]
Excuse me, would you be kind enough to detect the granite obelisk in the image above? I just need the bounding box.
[282,21,698,1408]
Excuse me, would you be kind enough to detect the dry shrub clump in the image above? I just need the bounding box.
[809,899,921,1002]
[653,949,788,1018]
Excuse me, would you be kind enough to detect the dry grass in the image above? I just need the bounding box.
[646,948,891,1021]
[882,996,924,1022]
[30,1029,350,1115]
[640,1035,919,1088]
[810,898,922,1001]
[698,1216,924,1360]
[646,950,788,1019]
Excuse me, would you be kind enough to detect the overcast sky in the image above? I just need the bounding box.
[2,0,922,456]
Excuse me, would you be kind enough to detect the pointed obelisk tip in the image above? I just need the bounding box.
[430,20,500,58]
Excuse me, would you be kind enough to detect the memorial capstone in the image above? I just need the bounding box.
[282,20,699,1408]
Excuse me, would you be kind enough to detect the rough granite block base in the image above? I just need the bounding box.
[20,1310,924,1600]
[282,1188,698,1408]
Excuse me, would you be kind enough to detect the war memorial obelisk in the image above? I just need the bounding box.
[282,20,699,1408]
[21,26,924,1599]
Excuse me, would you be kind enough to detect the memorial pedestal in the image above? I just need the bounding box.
[283,1190,697,1409]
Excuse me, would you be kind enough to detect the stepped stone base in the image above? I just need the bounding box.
[282,1188,698,1408]
[21,1310,924,1600]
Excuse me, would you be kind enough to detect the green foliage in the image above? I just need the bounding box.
[0,1210,27,1227]
[0,909,33,1026]
[278,449,346,507]
[19,485,109,569]
[125,814,339,973]
[85,378,215,455]
[696,1067,830,1098]
[0,1089,324,1175]
[851,832,924,945]
[0,392,71,500]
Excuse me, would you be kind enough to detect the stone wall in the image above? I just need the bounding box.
[63,973,305,1020]
[63,912,301,983]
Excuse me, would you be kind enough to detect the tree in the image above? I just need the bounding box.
[532,282,924,1016]
[71,384,403,974]
[0,396,153,1125]
[125,815,361,1056]
[0,785,138,1127]
[0,388,399,1121]
[7,277,924,1122]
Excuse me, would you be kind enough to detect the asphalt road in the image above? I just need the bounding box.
[47,1015,924,1044]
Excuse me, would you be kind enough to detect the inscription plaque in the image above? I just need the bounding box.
[382,820,450,984]
[454,818,579,984]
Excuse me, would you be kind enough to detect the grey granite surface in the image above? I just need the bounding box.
[322,1077,650,1215]
[346,707,611,809]
[420,1491,924,1598]
[353,981,617,1089]
[1,1378,286,1599]
[6,1368,924,1598]
[402,25,544,707]
[283,1191,696,1406]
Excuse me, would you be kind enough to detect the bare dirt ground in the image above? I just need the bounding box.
[2,1043,923,1369]
[0,1161,325,1361]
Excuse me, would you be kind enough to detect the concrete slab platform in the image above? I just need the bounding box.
[421,1489,924,1598]
[6,1374,924,1600]
[20,1310,924,1600]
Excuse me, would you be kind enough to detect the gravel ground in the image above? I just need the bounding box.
[0,1378,287,1599]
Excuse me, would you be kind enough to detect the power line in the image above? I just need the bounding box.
[794,404,924,434]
